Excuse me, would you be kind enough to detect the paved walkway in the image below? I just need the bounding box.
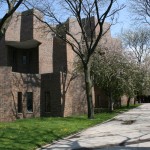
[40,104,150,150]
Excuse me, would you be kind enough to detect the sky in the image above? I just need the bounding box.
[110,0,132,37]
[0,0,132,38]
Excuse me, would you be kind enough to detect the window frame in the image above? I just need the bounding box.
[22,55,27,65]
[45,91,51,113]
[26,92,33,113]
[18,92,22,113]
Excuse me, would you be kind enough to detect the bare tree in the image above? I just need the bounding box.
[129,0,150,25]
[27,0,124,119]
[121,28,150,66]
[92,39,132,111]
[0,0,24,40]
[121,27,150,102]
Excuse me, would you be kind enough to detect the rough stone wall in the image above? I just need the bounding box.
[0,10,34,66]
[0,11,124,121]
[0,67,41,122]
[121,95,128,106]
[95,20,111,40]
[1,9,53,74]
[68,18,82,41]
[53,37,67,73]
[38,37,53,74]
[0,67,14,122]
[60,18,105,116]
[20,10,33,41]
[0,37,7,66]
[66,40,78,73]
[82,16,96,38]
[11,72,41,119]
[56,19,87,116]
[66,18,81,73]
[5,12,21,42]
[41,72,87,117]
[0,13,21,66]
[121,95,135,106]
[130,98,135,105]
[94,86,109,108]
[33,10,53,74]
[41,73,62,117]
[62,73,87,116]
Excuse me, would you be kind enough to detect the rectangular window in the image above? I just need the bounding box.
[18,92,22,113]
[45,92,51,112]
[12,50,16,65]
[22,55,27,64]
[26,92,33,112]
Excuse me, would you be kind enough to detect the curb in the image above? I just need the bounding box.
[37,115,119,149]
[37,105,141,149]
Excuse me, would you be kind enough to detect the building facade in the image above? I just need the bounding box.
[0,9,89,122]
[0,9,127,122]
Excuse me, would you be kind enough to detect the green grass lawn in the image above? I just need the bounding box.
[0,105,140,150]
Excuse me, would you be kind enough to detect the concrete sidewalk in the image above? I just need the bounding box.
[40,104,150,150]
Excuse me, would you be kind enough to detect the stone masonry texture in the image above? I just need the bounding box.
[0,9,128,122]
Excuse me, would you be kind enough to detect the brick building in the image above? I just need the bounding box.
[0,9,123,122]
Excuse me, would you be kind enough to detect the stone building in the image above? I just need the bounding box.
[0,9,123,122]
[0,9,87,122]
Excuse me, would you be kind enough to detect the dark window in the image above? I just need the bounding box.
[45,92,51,112]
[22,55,27,64]
[18,92,22,113]
[29,51,32,64]
[26,92,33,112]
[12,50,16,65]
[22,52,31,65]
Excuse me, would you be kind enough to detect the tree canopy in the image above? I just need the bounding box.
[129,0,150,25]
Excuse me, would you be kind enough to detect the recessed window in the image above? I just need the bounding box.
[26,92,33,112]
[12,50,16,65]
[18,92,22,113]
[45,92,51,112]
[22,55,27,64]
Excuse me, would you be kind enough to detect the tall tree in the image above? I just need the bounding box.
[27,0,124,119]
[91,42,136,111]
[129,0,150,25]
[0,0,24,40]
[121,28,150,66]
[121,27,150,101]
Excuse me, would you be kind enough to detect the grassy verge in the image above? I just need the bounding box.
[0,104,140,150]
[114,104,141,113]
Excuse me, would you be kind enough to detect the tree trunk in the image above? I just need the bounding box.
[84,64,94,119]
[127,97,130,107]
[119,97,121,108]
[0,16,12,41]
[108,92,113,112]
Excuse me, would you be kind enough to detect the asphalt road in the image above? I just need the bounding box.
[40,104,150,150]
